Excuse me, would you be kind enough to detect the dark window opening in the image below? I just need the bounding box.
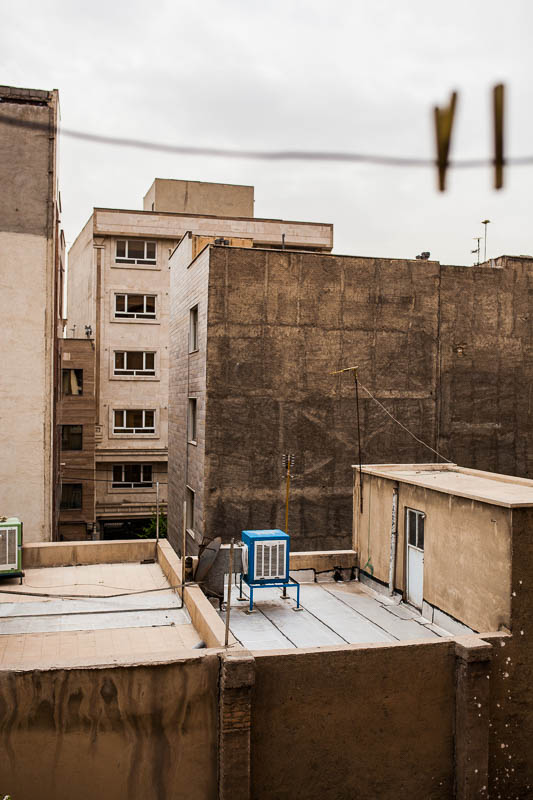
[61,424,83,450]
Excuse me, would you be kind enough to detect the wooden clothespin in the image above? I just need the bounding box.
[493,83,505,190]
[434,91,458,192]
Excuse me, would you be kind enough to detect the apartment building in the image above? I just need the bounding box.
[167,246,533,554]
[0,84,64,542]
[66,179,333,538]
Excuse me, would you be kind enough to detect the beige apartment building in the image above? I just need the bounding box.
[67,179,333,538]
[0,85,64,542]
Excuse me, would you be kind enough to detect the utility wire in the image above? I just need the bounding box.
[0,581,198,600]
[357,381,453,464]
[1,112,532,168]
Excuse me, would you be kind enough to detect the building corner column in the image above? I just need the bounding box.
[454,636,493,799]
[218,649,255,800]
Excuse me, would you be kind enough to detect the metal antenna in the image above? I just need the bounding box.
[330,366,364,513]
[471,237,481,266]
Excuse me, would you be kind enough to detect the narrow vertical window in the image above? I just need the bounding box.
[188,398,197,443]
[186,487,195,531]
[189,305,199,353]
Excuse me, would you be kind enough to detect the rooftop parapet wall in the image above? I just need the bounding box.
[93,208,333,250]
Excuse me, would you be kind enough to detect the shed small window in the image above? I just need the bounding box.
[406,508,425,550]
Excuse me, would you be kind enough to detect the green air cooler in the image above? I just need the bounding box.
[0,517,23,583]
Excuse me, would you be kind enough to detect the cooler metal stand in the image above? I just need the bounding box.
[237,571,301,612]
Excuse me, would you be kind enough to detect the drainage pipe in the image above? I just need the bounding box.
[388,485,399,596]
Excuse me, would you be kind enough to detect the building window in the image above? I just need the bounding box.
[114,293,156,319]
[113,409,155,434]
[188,398,197,443]
[115,239,156,265]
[406,508,425,550]
[112,464,153,488]
[62,368,83,395]
[61,483,82,510]
[186,486,195,531]
[189,305,199,352]
[61,424,83,450]
[114,351,156,377]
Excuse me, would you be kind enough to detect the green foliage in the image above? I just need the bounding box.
[137,513,167,539]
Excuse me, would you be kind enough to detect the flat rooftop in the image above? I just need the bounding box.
[220,577,468,651]
[0,561,202,670]
[357,464,533,508]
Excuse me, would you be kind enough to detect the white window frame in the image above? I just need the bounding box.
[114,293,157,320]
[113,409,156,435]
[189,305,199,353]
[115,239,157,265]
[406,508,425,551]
[113,350,156,377]
[112,464,153,489]
[188,397,197,444]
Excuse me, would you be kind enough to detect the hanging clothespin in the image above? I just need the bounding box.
[493,83,505,190]
[434,91,458,192]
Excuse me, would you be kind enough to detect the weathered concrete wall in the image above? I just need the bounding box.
[0,657,219,800]
[203,248,441,549]
[484,506,533,796]
[0,86,59,541]
[144,178,255,218]
[168,236,210,553]
[251,641,456,799]
[356,473,512,632]
[439,258,533,477]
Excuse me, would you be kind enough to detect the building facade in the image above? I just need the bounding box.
[66,179,333,538]
[0,85,64,542]
[167,246,533,554]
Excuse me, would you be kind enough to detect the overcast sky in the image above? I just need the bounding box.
[2,0,532,263]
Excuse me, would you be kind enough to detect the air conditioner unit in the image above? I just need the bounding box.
[238,530,299,612]
[0,517,23,582]
[241,529,290,583]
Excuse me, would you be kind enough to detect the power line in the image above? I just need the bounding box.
[357,380,453,464]
[1,111,532,168]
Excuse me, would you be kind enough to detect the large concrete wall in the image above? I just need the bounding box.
[251,641,456,799]
[0,657,219,800]
[439,257,533,477]
[167,247,533,551]
[0,87,59,541]
[203,247,441,550]
[356,473,512,632]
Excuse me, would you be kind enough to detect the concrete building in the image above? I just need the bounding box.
[167,245,533,554]
[66,179,333,538]
[57,338,97,540]
[2,463,533,799]
[0,85,64,542]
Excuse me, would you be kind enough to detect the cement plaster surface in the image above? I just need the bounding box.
[220,578,453,650]
[0,561,202,668]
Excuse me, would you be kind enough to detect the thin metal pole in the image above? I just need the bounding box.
[225,538,235,647]
[285,457,291,533]
[156,481,160,541]
[482,219,490,262]
[182,500,187,587]
[354,371,364,514]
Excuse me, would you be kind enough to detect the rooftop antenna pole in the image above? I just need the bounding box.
[225,538,234,648]
[472,237,481,266]
[330,366,363,514]
[482,219,491,262]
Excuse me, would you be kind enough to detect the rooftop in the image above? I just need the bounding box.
[356,463,533,508]
[0,556,202,670]
[220,575,469,651]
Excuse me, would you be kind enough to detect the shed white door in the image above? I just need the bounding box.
[406,509,425,609]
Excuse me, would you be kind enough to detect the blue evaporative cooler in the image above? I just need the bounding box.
[238,529,300,612]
